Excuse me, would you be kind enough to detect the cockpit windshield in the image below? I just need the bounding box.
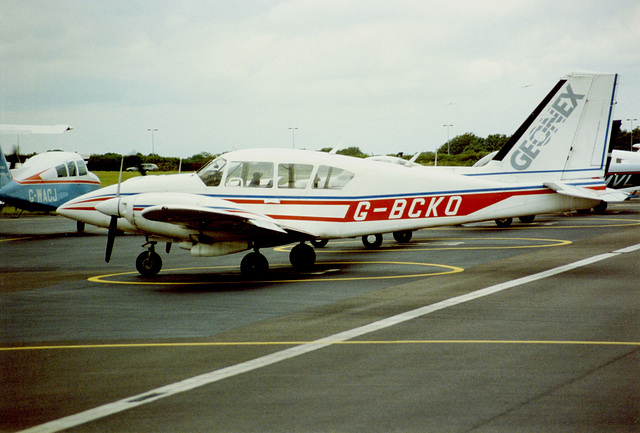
[198,157,226,187]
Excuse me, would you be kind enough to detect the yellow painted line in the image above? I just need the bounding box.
[87,261,464,285]
[3,339,639,352]
[275,237,572,253]
[0,235,41,242]
[440,217,640,230]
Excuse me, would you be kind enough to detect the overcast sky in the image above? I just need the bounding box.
[1,0,639,157]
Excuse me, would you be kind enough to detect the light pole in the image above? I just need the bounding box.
[627,118,637,150]
[147,128,158,154]
[288,127,298,149]
[443,124,453,154]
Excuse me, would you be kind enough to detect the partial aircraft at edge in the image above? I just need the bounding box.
[57,72,622,277]
[0,125,101,226]
[0,148,101,217]
[605,131,640,194]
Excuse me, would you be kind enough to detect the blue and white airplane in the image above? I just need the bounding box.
[0,146,101,222]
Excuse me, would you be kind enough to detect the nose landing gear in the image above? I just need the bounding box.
[136,241,163,277]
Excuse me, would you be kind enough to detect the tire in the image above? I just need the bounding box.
[240,252,269,277]
[362,234,383,249]
[136,251,162,277]
[494,217,513,228]
[518,215,535,224]
[392,230,412,243]
[290,243,316,271]
[310,239,329,248]
[593,201,607,213]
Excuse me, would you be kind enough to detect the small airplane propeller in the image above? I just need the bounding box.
[125,153,148,176]
[101,153,150,262]
[6,146,21,169]
[104,156,125,262]
[105,215,118,262]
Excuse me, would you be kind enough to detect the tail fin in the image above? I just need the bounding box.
[483,72,618,181]
[0,146,12,188]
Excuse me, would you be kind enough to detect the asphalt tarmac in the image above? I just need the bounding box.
[1,203,639,432]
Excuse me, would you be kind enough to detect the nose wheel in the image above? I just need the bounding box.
[136,242,163,276]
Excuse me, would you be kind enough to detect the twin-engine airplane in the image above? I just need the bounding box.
[0,146,101,225]
[58,72,621,277]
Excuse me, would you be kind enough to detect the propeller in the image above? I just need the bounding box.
[105,215,118,262]
[103,156,124,262]
[6,145,21,169]
[100,153,150,262]
[125,153,148,176]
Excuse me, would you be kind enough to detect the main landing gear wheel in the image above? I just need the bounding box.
[593,201,608,213]
[76,221,85,232]
[362,233,383,249]
[290,243,316,271]
[393,230,412,243]
[136,251,162,277]
[494,217,513,228]
[241,251,269,277]
[518,215,535,224]
[310,239,329,248]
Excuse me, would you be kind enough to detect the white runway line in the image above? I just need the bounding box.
[20,244,640,433]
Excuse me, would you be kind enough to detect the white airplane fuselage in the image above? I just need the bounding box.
[58,148,601,242]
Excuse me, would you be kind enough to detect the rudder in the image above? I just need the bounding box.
[0,146,12,188]
[483,72,618,181]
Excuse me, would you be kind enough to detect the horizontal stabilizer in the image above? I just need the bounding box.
[544,181,628,203]
[599,188,630,203]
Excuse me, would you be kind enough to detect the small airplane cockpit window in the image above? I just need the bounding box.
[225,161,274,188]
[56,164,68,178]
[198,157,227,187]
[77,160,88,176]
[313,166,355,189]
[278,163,314,189]
[67,161,77,177]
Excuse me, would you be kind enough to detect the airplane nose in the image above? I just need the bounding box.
[56,203,74,218]
[96,197,121,217]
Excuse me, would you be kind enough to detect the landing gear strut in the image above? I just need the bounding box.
[136,241,162,276]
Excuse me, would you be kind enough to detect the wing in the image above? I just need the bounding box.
[141,203,287,234]
[136,193,315,241]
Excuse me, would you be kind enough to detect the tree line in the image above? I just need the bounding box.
[6,127,639,171]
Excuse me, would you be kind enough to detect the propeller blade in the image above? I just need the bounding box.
[127,154,147,176]
[105,215,118,263]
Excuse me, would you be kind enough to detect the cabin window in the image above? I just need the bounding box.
[277,163,314,189]
[77,160,88,176]
[56,164,68,178]
[313,165,354,190]
[67,161,77,177]
[198,157,226,187]
[225,161,274,188]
